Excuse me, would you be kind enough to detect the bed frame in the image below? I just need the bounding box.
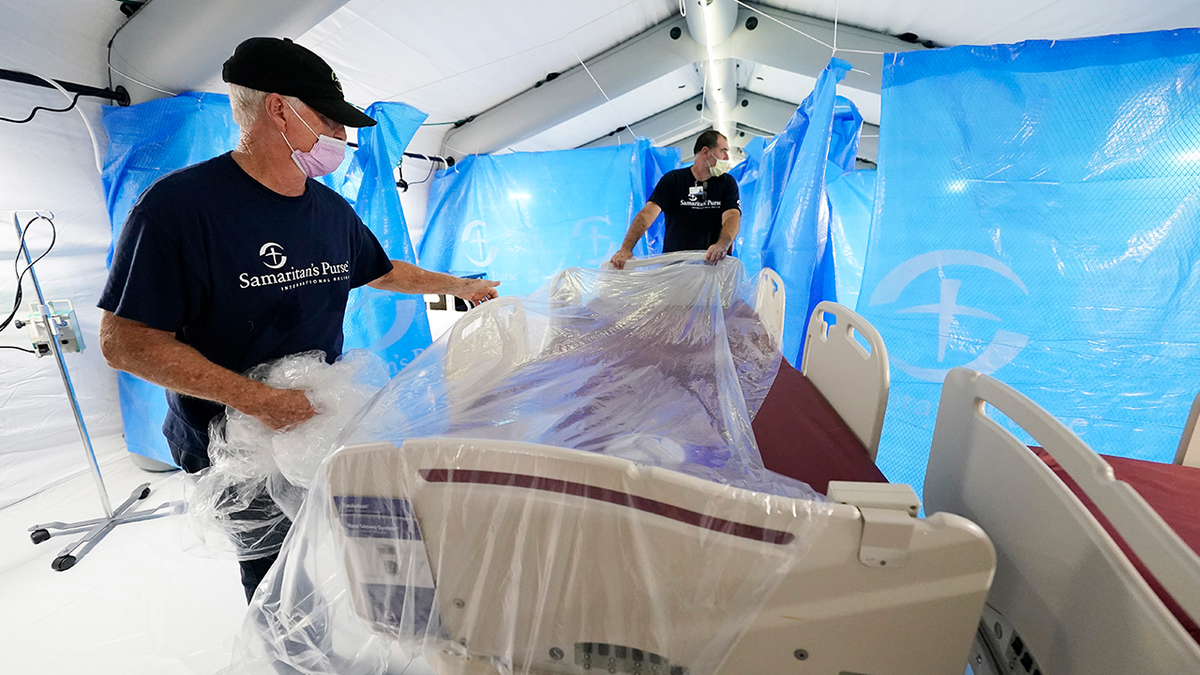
[326,437,995,675]
[924,367,1200,675]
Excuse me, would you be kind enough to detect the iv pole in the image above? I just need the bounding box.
[11,211,183,571]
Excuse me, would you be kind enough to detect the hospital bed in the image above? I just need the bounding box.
[924,367,1200,675]
[311,260,995,675]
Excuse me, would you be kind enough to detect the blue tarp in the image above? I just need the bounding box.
[827,169,876,311]
[728,58,862,362]
[418,139,679,297]
[101,93,430,465]
[858,29,1200,494]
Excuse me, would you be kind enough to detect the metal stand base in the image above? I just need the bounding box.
[28,482,185,571]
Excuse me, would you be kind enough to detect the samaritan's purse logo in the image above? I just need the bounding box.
[259,242,287,269]
[241,241,349,291]
[868,250,1029,382]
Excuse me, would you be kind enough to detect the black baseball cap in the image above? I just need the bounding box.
[222,37,376,128]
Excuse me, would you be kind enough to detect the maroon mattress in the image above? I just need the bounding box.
[752,357,887,494]
[1034,447,1200,644]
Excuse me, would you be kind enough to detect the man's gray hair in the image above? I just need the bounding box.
[228,83,305,127]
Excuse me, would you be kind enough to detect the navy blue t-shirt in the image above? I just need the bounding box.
[648,168,740,253]
[98,153,393,468]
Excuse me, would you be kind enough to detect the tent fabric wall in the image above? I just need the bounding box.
[100,94,431,466]
[417,139,679,297]
[858,29,1200,494]
[0,5,128,509]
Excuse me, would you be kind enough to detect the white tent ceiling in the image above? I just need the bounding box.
[112,0,1200,164]
[274,0,1200,162]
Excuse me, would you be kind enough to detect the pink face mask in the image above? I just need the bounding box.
[280,100,347,177]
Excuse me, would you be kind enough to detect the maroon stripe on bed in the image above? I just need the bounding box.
[418,468,795,545]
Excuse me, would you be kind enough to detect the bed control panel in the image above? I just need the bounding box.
[333,495,437,635]
[573,642,687,675]
[976,605,1044,675]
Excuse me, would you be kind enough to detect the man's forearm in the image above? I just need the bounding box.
[717,211,740,248]
[618,212,653,252]
[369,260,471,295]
[100,312,278,418]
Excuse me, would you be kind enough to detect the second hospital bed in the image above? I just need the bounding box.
[924,368,1200,675]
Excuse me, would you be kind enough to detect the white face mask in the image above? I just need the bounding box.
[709,156,733,177]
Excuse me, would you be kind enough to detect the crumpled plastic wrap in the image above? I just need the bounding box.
[230,254,836,675]
[187,349,389,559]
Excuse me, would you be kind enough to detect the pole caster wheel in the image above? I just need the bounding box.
[138,486,151,500]
[52,554,77,572]
[31,529,51,545]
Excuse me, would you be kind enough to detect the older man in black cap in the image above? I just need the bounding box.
[97,37,498,601]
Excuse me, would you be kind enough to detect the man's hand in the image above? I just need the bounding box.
[705,242,730,264]
[459,278,500,303]
[610,248,634,270]
[244,387,317,431]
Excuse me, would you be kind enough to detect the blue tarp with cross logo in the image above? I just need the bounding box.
[858,29,1200,495]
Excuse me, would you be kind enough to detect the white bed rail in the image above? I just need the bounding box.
[801,301,890,459]
[1175,390,1200,468]
[753,267,785,348]
[926,368,1200,675]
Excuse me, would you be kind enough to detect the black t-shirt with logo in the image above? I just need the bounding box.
[98,152,392,467]
[648,167,741,253]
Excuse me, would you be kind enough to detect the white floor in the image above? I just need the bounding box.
[0,437,247,675]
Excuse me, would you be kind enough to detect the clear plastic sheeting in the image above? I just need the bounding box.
[232,254,834,675]
[188,350,389,558]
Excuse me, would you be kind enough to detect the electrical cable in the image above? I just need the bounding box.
[0,92,83,124]
[0,345,35,353]
[106,62,178,97]
[731,0,883,67]
[407,161,439,187]
[0,215,57,337]
[20,73,105,174]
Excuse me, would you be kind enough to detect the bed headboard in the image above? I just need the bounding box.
[800,301,889,459]
[925,367,1200,674]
